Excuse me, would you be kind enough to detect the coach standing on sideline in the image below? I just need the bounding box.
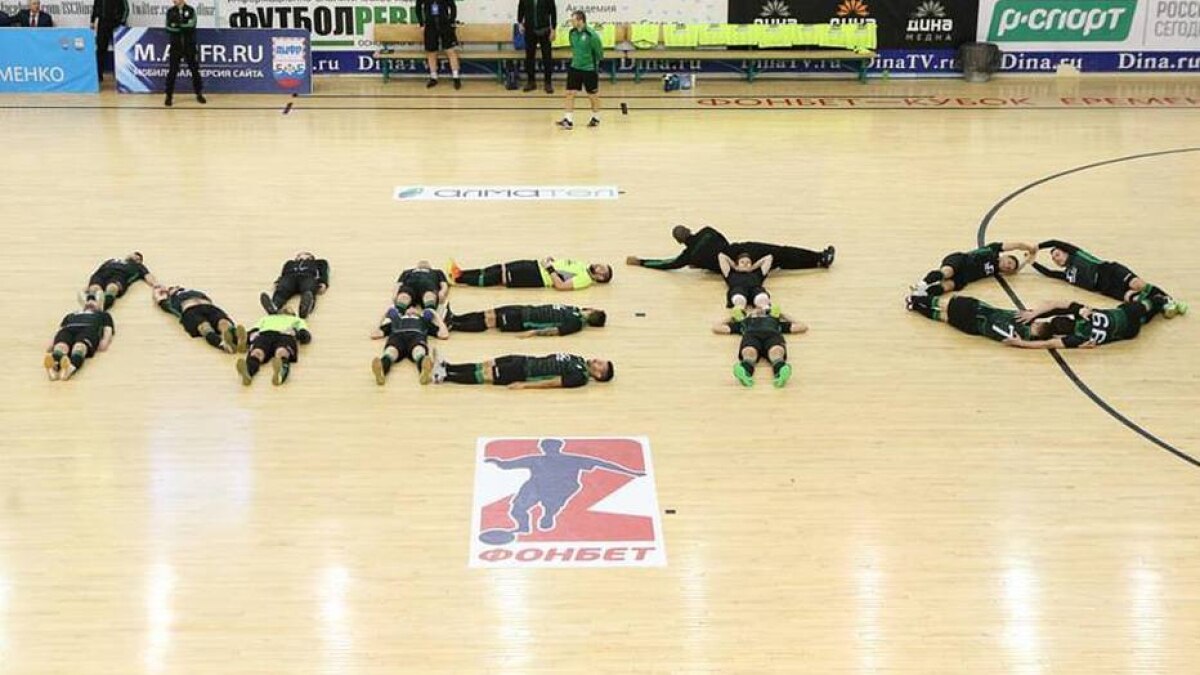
[91,0,128,82]
[164,0,206,107]
[556,11,603,130]
[517,0,556,93]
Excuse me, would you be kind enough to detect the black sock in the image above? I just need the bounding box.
[910,295,941,320]
[247,356,261,376]
[924,271,944,284]
[381,354,393,374]
[927,284,946,297]
[772,360,786,375]
[204,332,223,349]
[52,348,64,360]
[446,363,483,384]
[279,362,290,383]
[103,293,115,310]
[70,352,84,369]
[458,265,503,287]
[740,360,755,376]
[452,311,488,332]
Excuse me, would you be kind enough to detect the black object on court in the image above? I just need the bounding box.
[635,312,646,317]
[620,102,628,115]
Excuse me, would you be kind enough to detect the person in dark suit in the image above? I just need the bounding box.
[517,0,556,93]
[164,0,205,106]
[12,0,54,26]
[91,0,129,82]
[0,11,10,26]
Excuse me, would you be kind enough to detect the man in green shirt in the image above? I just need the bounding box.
[557,11,603,130]
[236,308,312,386]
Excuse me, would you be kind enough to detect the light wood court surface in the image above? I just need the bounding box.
[0,75,1198,673]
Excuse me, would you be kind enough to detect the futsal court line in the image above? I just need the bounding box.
[977,147,1200,469]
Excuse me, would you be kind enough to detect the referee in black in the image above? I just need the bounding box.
[517,0,556,93]
[164,0,205,107]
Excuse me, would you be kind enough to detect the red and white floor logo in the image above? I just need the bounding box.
[470,437,666,568]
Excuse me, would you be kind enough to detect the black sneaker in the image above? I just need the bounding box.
[587,117,600,128]
[259,292,278,315]
[299,291,315,318]
[426,78,438,88]
[453,78,462,90]
[523,81,537,92]
[544,82,554,94]
[820,245,836,268]
[556,118,574,130]
[164,96,173,107]
[196,93,207,104]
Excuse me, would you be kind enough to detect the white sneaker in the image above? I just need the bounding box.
[432,356,447,384]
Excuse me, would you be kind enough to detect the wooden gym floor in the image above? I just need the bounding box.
[0,74,1198,673]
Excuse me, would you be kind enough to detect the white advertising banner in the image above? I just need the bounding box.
[978,0,1200,51]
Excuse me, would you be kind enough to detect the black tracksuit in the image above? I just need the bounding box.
[91,0,129,80]
[517,0,557,85]
[165,4,203,97]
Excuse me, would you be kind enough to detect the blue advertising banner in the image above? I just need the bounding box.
[114,28,311,94]
[0,28,98,93]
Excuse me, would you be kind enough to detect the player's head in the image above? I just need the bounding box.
[588,359,614,382]
[539,438,565,455]
[83,298,100,311]
[584,309,607,327]
[416,259,431,269]
[171,0,183,6]
[998,254,1021,274]
[588,264,613,283]
[167,285,181,294]
[404,304,423,316]
[671,225,692,244]
[128,251,144,263]
[1050,248,1069,267]
[734,253,754,271]
[571,10,586,28]
[295,251,315,261]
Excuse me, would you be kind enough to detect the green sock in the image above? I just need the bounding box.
[381,354,393,374]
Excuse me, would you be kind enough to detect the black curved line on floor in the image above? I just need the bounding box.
[977,147,1200,469]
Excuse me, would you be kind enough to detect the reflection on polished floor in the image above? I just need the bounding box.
[0,74,1197,672]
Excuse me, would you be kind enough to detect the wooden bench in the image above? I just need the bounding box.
[373,23,624,84]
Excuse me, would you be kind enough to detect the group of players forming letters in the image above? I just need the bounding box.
[41,229,1182,387]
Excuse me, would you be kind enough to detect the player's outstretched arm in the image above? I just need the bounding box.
[1003,336,1065,349]
[590,459,645,477]
[757,254,774,276]
[711,321,734,334]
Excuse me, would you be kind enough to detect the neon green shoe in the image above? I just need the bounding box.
[1166,299,1188,318]
[731,307,746,322]
[733,362,754,387]
[773,363,793,388]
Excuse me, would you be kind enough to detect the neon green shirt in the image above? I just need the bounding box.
[539,259,593,290]
[255,315,309,333]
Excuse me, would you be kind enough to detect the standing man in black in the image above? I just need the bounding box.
[165,0,205,107]
[91,0,128,83]
[517,0,556,93]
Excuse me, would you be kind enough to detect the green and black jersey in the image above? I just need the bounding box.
[522,304,585,335]
[383,307,435,337]
[974,302,1032,343]
[58,310,114,343]
[525,353,590,388]
[732,315,791,337]
[1056,302,1140,348]
[397,267,448,298]
[1033,240,1104,290]
[157,288,210,318]
[93,258,151,286]
[947,242,1004,285]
